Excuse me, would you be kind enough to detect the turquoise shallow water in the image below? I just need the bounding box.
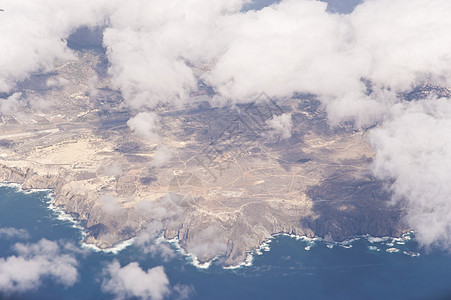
[1,185,451,300]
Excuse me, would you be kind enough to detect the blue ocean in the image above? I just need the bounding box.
[1,185,451,300]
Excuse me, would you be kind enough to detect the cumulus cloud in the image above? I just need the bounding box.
[136,237,176,263]
[102,260,194,300]
[206,0,451,125]
[97,0,451,128]
[151,145,173,168]
[266,113,293,139]
[4,0,451,125]
[127,111,161,142]
[0,239,78,294]
[370,97,451,248]
[134,222,176,262]
[0,0,111,93]
[0,227,29,240]
[102,261,170,300]
[0,93,22,115]
[102,0,246,109]
[185,225,228,260]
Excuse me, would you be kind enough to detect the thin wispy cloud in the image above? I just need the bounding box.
[0,227,29,240]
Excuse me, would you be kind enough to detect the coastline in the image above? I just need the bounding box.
[0,181,420,271]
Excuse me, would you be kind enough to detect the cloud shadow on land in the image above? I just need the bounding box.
[304,177,404,241]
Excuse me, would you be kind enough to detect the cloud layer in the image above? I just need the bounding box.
[0,0,111,93]
[99,0,451,124]
[370,97,451,248]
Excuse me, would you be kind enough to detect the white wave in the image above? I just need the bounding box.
[46,193,86,234]
[0,182,22,189]
[165,238,214,269]
[0,182,51,194]
[402,251,420,257]
[367,236,390,243]
[223,253,254,270]
[386,247,400,253]
[81,238,135,254]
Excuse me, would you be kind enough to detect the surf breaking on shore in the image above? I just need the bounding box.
[0,181,422,271]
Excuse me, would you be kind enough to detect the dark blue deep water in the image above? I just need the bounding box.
[1,185,451,300]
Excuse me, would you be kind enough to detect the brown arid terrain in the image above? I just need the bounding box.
[0,51,404,267]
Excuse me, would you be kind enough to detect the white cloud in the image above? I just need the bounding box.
[151,145,173,168]
[207,0,450,125]
[3,0,451,127]
[102,261,170,300]
[103,0,246,109]
[0,239,78,294]
[185,225,228,260]
[98,0,451,129]
[127,111,161,142]
[3,0,450,127]
[266,113,293,139]
[102,260,194,300]
[0,93,22,115]
[134,222,176,262]
[0,0,111,93]
[0,227,29,240]
[370,97,451,248]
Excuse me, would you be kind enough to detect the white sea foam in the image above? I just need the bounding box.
[0,182,51,194]
[0,182,22,189]
[2,181,422,269]
[367,236,390,243]
[47,190,135,254]
[81,238,135,254]
[46,193,86,233]
[166,237,214,269]
[1,181,135,255]
[386,247,400,253]
[223,253,254,270]
[402,251,420,257]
